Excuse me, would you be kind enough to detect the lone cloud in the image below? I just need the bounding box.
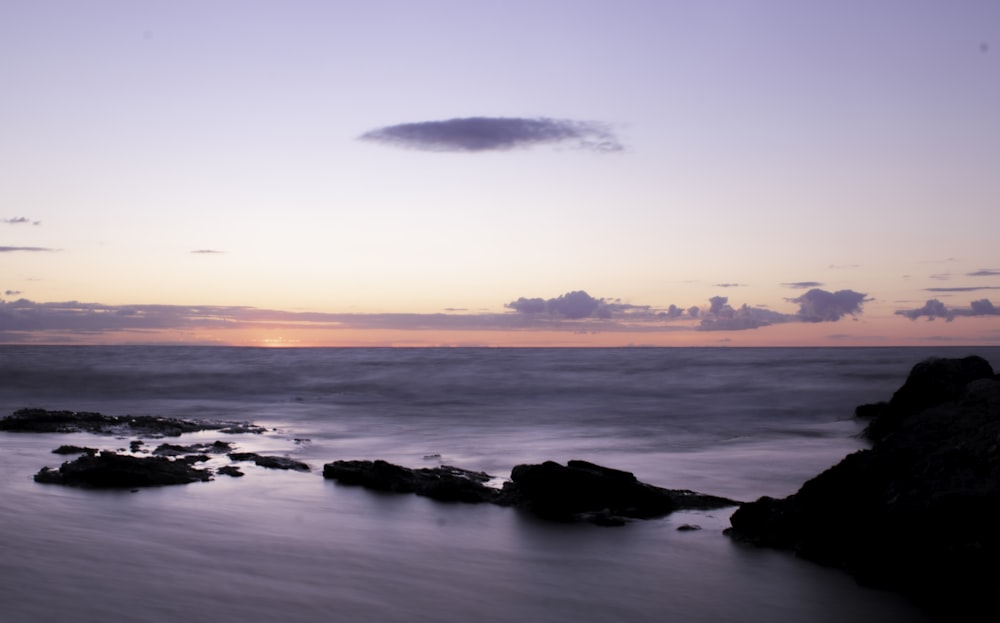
[359,117,623,153]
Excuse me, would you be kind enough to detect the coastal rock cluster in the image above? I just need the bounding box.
[323,458,738,526]
[1,408,738,525]
[727,356,1000,622]
[0,409,305,486]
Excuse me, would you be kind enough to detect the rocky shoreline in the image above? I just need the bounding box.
[727,356,1000,622]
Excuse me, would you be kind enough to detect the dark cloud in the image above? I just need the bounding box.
[507,291,606,319]
[896,298,1000,321]
[191,249,225,254]
[664,304,684,318]
[695,296,791,331]
[791,289,867,322]
[896,299,953,321]
[925,286,1000,292]
[359,117,623,153]
[968,269,1000,277]
[0,246,57,253]
[781,281,823,289]
[2,217,40,226]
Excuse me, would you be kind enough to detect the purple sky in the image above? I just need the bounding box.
[2,1,999,345]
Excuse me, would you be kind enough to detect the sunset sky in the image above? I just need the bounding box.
[2,1,999,346]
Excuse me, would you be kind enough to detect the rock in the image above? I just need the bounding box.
[34,451,212,488]
[324,458,738,524]
[217,465,244,477]
[52,445,98,455]
[498,460,738,525]
[728,357,1000,622]
[0,408,266,437]
[677,524,701,531]
[228,452,310,472]
[323,460,498,503]
[153,441,233,456]
[855,355,995,441]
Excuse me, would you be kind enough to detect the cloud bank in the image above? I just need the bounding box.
[359,117,623,153]
[0,286,875,344]
[896,298,1000,321]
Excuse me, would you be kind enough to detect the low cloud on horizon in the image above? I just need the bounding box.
[359,117,623,153]
[0,286,893,344]
[896,298,1000,321]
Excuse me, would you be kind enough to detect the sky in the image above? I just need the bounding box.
[2,1,999,347]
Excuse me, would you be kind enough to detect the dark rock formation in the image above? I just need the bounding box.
[499,460,737,526]
[324,458,738,525]
[728,356,1000,622]
[153,441,233,456]
[217,465,244,477]
[52,445,98,455]
[34,451,213,488]
[0,408,266,437]
[855,355,995,441]
[229,452,310,472]
[324,460,498,503]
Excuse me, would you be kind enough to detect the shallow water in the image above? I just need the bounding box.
[4,346,991,622]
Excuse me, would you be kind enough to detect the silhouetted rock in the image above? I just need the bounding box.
[855,355,994,441]
[52,445,98,455]
[324,460,498,503]
[34,451,212,488]
[499,460,737,525]
[729,356,1000,623]
[217,465,244,477]
[229,452,310,471]
[324,458,738,525]
[153,441,233,456]
[0,408,266,437]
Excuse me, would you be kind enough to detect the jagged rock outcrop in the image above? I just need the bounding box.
[324,460,498,503]
[728,356,1000,622]
[325,458,739,525]
[499,459,736,526]
[34,451,213,488]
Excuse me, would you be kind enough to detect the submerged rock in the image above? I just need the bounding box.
[324,458,738,525]
[34,451,212,488]
[0,408,266,437]
[728,356,1000,622]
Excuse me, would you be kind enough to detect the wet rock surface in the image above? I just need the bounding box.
[325,458,739,525]
[727,356,1000,622]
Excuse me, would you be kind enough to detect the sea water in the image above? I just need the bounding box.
[3,346,994,622]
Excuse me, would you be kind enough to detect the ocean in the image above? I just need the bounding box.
[3,345,995,622]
